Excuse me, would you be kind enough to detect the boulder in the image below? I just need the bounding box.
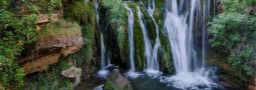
[107,69,133,90]
[61,67,82,86]
[61,67,82,78]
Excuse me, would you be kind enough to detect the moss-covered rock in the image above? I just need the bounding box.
[159,32,173,73]
[100,0,129,68]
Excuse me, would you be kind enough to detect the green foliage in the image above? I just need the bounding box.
[63,1,96,67]
[101,0,127,43]
[100,0,129,64]
[64,1,95,24]
[0,9,37,87]
[208,12,256,76]
[0,0,11,9]
[21,0,62,14]
[222,0,256,12]
[104,81,118,90]
[0,56,25,87]
[69,25,95,67]
[36,21,82,49]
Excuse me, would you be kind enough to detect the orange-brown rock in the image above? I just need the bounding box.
[20,54,61,74]
[249,85,256,90]
[248,77,256,90]
[61,45,82,57]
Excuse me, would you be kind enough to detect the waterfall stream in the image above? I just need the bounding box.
[144,0,162,76]
[124,3,141,79]
[95,0,111,78]
[160,0,218,89]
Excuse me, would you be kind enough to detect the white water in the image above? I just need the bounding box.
[162,0,217,89]
[95,0,111,78]
[124,3,141,79]
[94,0,100,27]
[100,33,105,69]
[144,0,162,76]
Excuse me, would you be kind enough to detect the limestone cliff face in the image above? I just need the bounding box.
[17,19,83,75]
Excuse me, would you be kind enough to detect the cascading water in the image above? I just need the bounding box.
[124,3,141,79]
[95,0,111,78]
[137,6,154,73]
[143,0,162,76]
[100,33,105,69]
[160,0,218,89]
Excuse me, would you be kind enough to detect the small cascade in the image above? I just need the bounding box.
[100,33,105,69]
[95,0,111,78]
[137,6,154,73]
[97,33,109,78]
[161,0,218,89]
[144,0,161,76]
[94,0,100,27]
[124,3,141,79]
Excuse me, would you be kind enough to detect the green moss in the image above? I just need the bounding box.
[63,1,96,67]
[69,25,96,67]
[64,1,96,25]
[36,21,82,49]
[159,32,173,73]
[100,0,129,65]
[127,3,145,70]
[104,81,118,90]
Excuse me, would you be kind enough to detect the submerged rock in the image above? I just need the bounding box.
[107,69,133,90]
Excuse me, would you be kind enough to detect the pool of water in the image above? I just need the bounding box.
[128,72,226,90]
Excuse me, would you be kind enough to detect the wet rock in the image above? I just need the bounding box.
[107,69,133,90]
[93,85,104,90]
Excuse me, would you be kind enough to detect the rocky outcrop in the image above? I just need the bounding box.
[107,69,133,90]
[61,45,82,57]
[209,58,250,89]
[19,54,61,74]
[18,21,83,75]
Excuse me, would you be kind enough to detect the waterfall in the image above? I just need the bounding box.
[94,0,100,27]
[95,0,111,78]
[144,0,162,76]
[160,0,218,89]
[100,33,105,69]
[137,6,153,73]
[124,3,136,72]
[124,3,141,79]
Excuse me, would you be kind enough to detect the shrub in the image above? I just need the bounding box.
[208,12,256,76]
